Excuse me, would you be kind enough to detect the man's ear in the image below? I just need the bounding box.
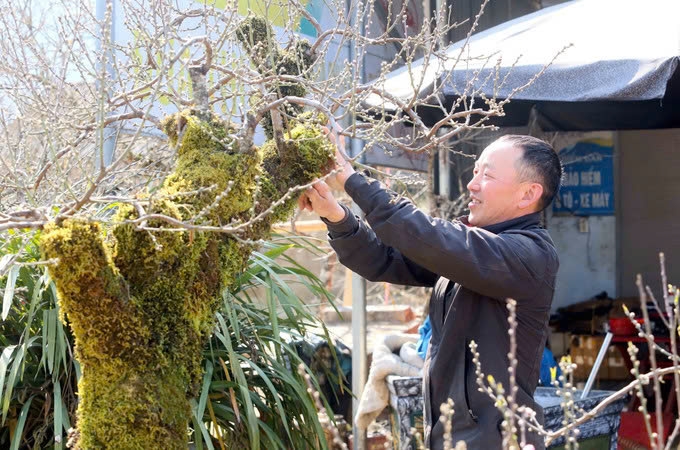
[518,182,544,210]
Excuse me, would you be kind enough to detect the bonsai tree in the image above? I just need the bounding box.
[36,16,337,448]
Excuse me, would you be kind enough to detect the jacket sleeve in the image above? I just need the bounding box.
[344,173,558,300]
[323,204,438,287]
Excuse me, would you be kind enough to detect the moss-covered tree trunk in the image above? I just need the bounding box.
[40,18,333,449]
[41,109,332,449]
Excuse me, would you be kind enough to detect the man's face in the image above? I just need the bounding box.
[466,141,527,227]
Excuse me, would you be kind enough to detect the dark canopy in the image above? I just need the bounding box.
[363,0,680,131]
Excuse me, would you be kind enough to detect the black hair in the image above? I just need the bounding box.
[498,135,563,210]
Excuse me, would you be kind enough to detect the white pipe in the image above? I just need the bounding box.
[581,332,613,399]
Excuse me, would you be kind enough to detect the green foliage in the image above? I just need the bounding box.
[200,239,337,449]
[259,119,335,225]
[237,15,317,140]
[5,11,335,446]
[1,233,339,450]
[0,231,78,450]
[34,101,335,448]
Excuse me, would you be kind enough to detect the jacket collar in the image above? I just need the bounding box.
[460,211,542,234]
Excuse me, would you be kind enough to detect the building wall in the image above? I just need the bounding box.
[546,213,617,310]
[542,131,617,311]
[617,129,680,299]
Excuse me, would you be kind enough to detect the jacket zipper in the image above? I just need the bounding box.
[464,339,479,423]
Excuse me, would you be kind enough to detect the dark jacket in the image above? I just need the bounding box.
[323,173,558,450]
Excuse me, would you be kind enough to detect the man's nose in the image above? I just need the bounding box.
[467,175,479,192]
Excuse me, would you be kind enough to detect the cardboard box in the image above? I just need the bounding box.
[570,335,600,381]
[569,335,631,382]
[605,345,630,380]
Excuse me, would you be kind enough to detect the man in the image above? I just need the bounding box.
[299,134,561,449]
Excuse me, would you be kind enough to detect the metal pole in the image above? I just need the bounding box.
[96,0,117,168]
[350,244,367,450]
[346,0,368,446]
[438,146,450,200]
[581,332,613,399]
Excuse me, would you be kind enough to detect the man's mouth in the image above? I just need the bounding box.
[469,197,481,208]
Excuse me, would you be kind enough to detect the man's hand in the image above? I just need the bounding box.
[324,126,355,191]
[297,181,346,223]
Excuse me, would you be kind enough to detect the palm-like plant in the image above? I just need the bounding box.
[197,239,343,450]
[1,233,343,450]
[0,232,78,450]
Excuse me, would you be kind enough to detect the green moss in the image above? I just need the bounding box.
[276,39,313,100]
[254,121,334,231]
[235,16,274,53]
[235,16,278,68]
[75,365,190,450]
[162,110,262,223]
[237,16,317,141]
[261,122,334,189]
[39,106,334,448]
[285,39,314,72]
[40,220,151,367]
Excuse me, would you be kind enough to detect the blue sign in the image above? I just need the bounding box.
[553,141,614,215]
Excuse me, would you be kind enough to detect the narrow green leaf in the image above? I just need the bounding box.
[261,243,294,260]
[0,254,15,275]
[40,310,48,370]
[238,355,291,443]
[215,314,230,345]
[196,361,213,421]
[9,395,33,450]
[49,281,59,307]
[214,330,259,450]
[266,276,280,352]
[61,401,71,435]
[0,345,17,405]
[54,379,63,450]
[38,267,50,291]
[55,302,68,377]
[191,415,204,450]
[61,399,71,432]
[73,359,82,383]
[191,399,214,450]
[2,265,19,320]
[21,270,43,346]
[2,345,25,424]
[259,337,335,446]
[257,418,286,448]
[228,302,240,341]
[47,309,56,374]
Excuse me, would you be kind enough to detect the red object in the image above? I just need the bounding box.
[609,317,643,336]
[618,411,673,448]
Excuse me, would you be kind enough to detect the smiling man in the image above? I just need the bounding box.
[300,134,562,449]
